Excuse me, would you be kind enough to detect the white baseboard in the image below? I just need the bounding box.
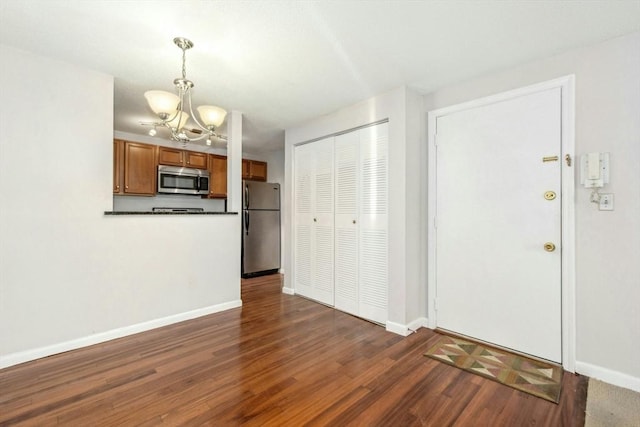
[0,300,243,370]
[282,287,295,295]
[575,361,640,393]
[408,317,429,331]
[386,317,428,336]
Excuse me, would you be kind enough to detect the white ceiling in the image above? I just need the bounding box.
[1,1,639,152]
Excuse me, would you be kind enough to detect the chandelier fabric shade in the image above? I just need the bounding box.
[142,37,227,146]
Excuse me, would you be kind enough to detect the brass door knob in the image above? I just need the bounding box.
[544,242,556,252]
[544,191,556,200]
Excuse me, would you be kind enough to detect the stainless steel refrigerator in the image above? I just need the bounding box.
[242,181,281,278]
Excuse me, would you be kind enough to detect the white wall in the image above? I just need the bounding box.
[422,32,640,390]
[264,150,285,186]
[113,193,226,213]
[284,86,424,332]
[0,45,242,367]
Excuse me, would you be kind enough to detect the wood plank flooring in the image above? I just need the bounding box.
[0,274,588,426]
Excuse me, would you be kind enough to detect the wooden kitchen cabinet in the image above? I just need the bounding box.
[157,146,183,167]
[242,159,250,179]
[113,139,124,193]
[158,146,208,169]
[114,141,156,196]
[186,151,208,169]
[206,154,227,198]
[249,160,268,181]
[242,159,268,181]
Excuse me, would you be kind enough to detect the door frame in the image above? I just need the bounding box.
[427,76,576,372]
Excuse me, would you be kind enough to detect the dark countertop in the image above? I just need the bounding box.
[104,211,238,215]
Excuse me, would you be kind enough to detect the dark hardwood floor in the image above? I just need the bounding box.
[0,274,587,426]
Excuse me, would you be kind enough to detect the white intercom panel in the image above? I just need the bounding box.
[580,152,610,188]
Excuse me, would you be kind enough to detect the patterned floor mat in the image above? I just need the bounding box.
[424,334,563,403]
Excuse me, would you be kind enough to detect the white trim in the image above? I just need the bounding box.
[288,141,297,296]
[427,117,437,331]
[560,76,576,373]
[386,321,413,336]
[427,75,576,372]
[0,300,242,370]
[282,287,295,295]
[408,317,429,332]
[576,361,640,393]
[386,317,428,336]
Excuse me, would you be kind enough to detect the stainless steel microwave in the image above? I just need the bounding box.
[157,165,209,195]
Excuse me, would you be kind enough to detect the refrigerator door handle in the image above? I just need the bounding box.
[244,184,249,209]
[244,211,250,235]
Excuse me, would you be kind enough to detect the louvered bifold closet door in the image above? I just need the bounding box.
[358,123,389,324]
[293,142,314,299]
[311,137,335,305]
[334,131,359,316]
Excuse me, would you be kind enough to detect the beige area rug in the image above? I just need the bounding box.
[424,334,563,403]
[585,379,640,427]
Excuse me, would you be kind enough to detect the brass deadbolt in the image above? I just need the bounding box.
[544,242,556,252]
[544,191,557,200]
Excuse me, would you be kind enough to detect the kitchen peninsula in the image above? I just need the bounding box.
[0,46,248,371]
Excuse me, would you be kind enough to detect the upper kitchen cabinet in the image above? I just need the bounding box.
[242,159,268,181]
[207,154,227,198]
[242,159,250,179]
[113,140,157,196]
[158,146,208,169]
[113,139,124,193]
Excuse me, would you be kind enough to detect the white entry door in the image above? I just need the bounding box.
[434,87,563,362]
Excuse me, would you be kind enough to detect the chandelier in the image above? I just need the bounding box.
[142,37,227,146]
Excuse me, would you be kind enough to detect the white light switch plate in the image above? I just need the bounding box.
[599,193,614,211]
